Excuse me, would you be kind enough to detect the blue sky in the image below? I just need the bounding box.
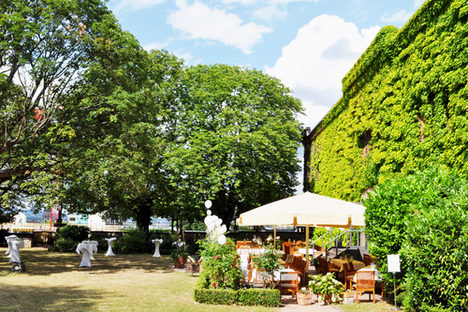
[107,0,426,128]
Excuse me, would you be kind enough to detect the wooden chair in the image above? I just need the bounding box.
[317,256,329,274]
[343,262,357,290]
[282,241,292,258]
[279,271,299,298]
[353,271,376,303]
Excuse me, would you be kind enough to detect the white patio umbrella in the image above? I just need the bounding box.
[236,191,366,274]
[237,191,365,228]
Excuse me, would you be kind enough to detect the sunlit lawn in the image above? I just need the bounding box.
[0,247,272,312]
[0,248,397,312]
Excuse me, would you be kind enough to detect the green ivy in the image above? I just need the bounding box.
[308,0,467,201]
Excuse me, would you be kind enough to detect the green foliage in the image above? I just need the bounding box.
[193,287,281,307]
[165,64,303,227]
[401,185,468,311]
[251,246,281,288]
[197,238,243,290]
[364,167,468,311]
[50,224,88,252]
[54,238,77,253]
[113,230,151,254]
[308,0,468,201]
[308,273,344,297]
[57,225,89,242]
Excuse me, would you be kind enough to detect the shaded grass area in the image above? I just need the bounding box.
[0,248,273,312]
[0,248,397,311]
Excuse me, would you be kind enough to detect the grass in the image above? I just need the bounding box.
[0,247,398,311]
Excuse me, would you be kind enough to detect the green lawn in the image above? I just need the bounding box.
[0,248,396,311]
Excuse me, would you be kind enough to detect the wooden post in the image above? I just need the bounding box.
[305,225,310,283]
[273,225,277,249]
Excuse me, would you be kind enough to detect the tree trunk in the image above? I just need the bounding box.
[135,204,152,240]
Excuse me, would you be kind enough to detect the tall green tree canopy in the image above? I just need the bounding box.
[165,64,303,228]
[0,0,111,221]
[59,47,185,235]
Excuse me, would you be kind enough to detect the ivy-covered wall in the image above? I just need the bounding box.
[305,0,467,201]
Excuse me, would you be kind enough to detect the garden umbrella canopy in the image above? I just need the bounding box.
[237,191,365,228]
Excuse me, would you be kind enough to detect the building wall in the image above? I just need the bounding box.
[304,0,467,201]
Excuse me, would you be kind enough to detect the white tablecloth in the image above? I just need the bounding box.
[76,241,98,267]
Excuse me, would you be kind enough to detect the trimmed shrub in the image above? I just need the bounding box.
[193,288,237,305]
[236,288,281,307]
[193,287,281,307]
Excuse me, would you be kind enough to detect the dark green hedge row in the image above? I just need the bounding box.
[308,0,467,201]
[193,288,281,307]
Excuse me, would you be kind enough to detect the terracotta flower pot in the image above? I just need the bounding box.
[297,292,314,305]
[173,255,186,268]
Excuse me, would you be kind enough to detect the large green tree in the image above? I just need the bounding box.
[165,64,303,228]
[0,0,111,221]
[58,45,184,236]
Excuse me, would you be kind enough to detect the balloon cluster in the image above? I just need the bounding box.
[203,200,227,245]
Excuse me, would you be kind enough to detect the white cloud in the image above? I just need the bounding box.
[113,0,167,14]
[254,5,287,21]
[266,15,379,128]
[414,0,425,8]
[168,0,272,54]
[380,10,413,23]
[222,0,318,4]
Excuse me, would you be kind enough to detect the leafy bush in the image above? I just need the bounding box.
[113,230,151,254]
[193,287,281,307]
[51,225,89,252]
[54,237,77,252]
[57,225,89,242]
[364,167,468,311]
[402,189,468,311]
[197,237,242,290]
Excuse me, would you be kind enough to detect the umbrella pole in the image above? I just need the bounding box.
[305,225,309,283]
[273,225,277,249]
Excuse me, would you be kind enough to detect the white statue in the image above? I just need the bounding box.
[105,237,117,256]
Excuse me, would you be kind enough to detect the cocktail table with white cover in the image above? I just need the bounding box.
[105,237,117,256]
[5,235,19,258]
[152,239,163,257]
[7,237,24,264]
[76,240,98,267]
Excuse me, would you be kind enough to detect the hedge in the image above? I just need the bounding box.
[193,288,281,307]
[364,167,468,311]
[307,0,467,200]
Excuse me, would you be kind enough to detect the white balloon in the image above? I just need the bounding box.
[217,235,226,245]
[205,200,212,209]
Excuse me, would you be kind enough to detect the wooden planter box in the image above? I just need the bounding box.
[297,292,315,305]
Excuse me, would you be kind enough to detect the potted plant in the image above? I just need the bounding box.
[309,273,344,305]
[252,246,281,288]
[297,287,315,305]
[171,241,188,268]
